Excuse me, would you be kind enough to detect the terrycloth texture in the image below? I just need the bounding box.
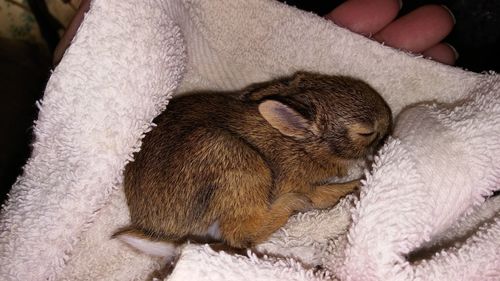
[330,77,500,281]
[0,0,499,280]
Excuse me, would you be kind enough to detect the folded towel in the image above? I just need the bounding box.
[331,76,500,281]
[0,0,498,280]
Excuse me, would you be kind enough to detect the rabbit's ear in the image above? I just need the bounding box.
[240,79,289,101]
[258,100,314,139]
[287,71,312,87]
[241,72,319,101]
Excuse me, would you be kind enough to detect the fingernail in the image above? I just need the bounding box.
[398,0,403,10]
[441,5,456,24]
[445,43,459,60]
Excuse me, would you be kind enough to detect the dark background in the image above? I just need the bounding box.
[1,1,499,203]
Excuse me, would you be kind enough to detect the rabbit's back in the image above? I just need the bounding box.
[124,94,273,241]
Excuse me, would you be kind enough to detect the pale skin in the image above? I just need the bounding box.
[53,0,457,66]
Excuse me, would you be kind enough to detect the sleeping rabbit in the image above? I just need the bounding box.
[114,71,392,261]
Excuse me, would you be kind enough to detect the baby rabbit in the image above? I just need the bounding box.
[114,71,392,259]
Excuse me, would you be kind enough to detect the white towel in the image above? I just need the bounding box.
[0,0,498,280]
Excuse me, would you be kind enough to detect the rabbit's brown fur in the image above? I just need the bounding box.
[120,72,392,249]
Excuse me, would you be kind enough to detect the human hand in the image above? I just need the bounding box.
[325,0,457,65]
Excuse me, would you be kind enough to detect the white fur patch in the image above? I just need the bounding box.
[207,221,221,240]
[323,159,367,184]
[116,234,178,259]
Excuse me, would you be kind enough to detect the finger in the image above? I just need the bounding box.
[53,0,91,66]
[421,43,458,65]
[325,0,401,35]
[373,5,455,53]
